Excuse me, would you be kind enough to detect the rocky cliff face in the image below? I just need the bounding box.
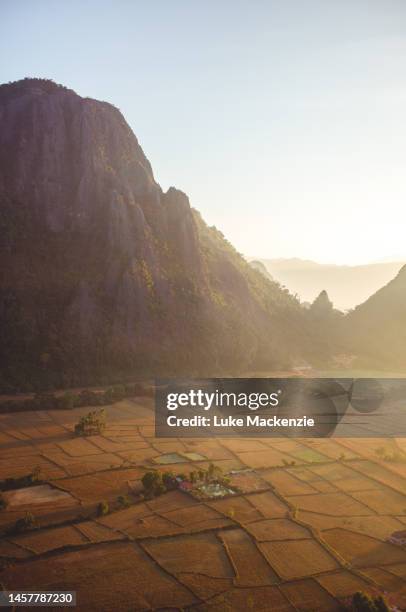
[0,79,314,390]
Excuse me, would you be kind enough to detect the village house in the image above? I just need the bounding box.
[387,530,406,546]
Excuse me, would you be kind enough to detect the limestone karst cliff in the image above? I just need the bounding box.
[0,79,316,390]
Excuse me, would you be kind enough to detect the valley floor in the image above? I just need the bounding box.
[0,397,405,611]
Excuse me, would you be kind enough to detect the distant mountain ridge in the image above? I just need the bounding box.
[0,79,318,390]
[254,258,405,311]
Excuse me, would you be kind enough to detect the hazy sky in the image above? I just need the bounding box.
[1,0,406,264]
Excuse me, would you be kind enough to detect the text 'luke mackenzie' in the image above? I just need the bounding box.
[167,414,315,428]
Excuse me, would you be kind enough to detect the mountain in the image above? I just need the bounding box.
[309,290,333,316]
[345,265,406,369]
[0,79,318,391]
[255,258,405,311]
[249,260,274,281]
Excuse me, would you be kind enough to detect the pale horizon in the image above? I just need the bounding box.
[248,254,406,267]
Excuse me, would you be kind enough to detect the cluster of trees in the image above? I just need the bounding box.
[0,383,153,413]
[74,409,106,437]
[347,591,389,612]
[96,495,134,518]
[0,78,70,98]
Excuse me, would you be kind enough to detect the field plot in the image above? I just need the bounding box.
[96,502,152,531]
[57,437,105,457]
[208,495,264,523]
[219,528,279,586]
[96,503,190,539]
[0,398,405,610]
[302,440,359,460]
[4,483,76,507]
[143,532,235,578]
[286,465,321,482]
[146,489,197,512]
[350,460,406,495]
[161,503,232,531]
[9,525,88,554]
[220,439,269,453]
[311,480,337,493]
[176,573,234,600]
[55,468,143,501]
[259,540,339,579]
[246,491,290,517]
[0,455,65,480]
[309,462,382,492]
[280,578,341,611]
[322,528,406,567]
[0,539,33,559]
[361,566,406,593]
[0,542,197,611]
[228,469,269,493]
[87,435,147,453]
[287,447,330,464]
[298,511,405,541]
[41,449,124,475]
[309,462,368,482]
[351,487,406,515]
[316,570,373,598]
[193,585,294,611]
[287,492,373,516]
[75,520,125,543]
[386,563,406,579]
[261,468,319,495]
[184,439,235,461]
[236,448,293,468]
[246,518,311,541]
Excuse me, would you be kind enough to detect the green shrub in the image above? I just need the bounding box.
[30,465,42,483]
[97,501,109,516]
[74,409,106,436]
[117,495,131,508]
[14,512,37,533]
[162,471,177,490]
[141,471,166,497]
[207,463,224,482]
[349,591,390,612]
[154,482,166,495]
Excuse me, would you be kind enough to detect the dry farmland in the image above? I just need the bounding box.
[0,396,405,611]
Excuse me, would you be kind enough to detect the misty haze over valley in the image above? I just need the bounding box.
[253,258,406,311]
